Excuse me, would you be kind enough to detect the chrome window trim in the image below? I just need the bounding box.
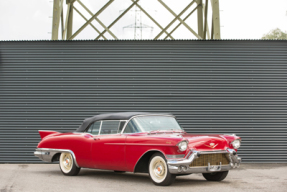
[94,121,102,135]
[98,121,103,135]
[118,120,127,133]
[120,114,177,134]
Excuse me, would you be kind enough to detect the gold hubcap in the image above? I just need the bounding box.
[153,160,166,179]
[63,157,70,167]
[60,153,73,173]
[150,156,168,183]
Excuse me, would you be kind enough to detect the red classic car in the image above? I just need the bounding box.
[34,112,241,186]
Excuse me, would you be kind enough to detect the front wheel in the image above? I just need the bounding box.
[202,171,228,181]
[148,152,176,186]
[59,152,81,176]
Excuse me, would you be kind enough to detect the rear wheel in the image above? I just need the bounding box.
[148,152,176,186]
[59,152,81,176]
[202,171,228,181]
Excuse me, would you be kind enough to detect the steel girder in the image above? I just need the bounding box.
[51,0,221,40]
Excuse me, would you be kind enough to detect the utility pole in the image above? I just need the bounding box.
[123,6,154,39]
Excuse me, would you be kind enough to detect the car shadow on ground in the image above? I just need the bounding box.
[33,167,231,186]
[77,169,231,186]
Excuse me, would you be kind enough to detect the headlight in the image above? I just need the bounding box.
[231,139,241,149]
[177,141,188,151]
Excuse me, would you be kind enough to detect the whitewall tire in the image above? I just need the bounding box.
[59,152,81,176]
[148,152,176,186]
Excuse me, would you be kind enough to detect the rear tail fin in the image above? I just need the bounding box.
[38,130,59,140]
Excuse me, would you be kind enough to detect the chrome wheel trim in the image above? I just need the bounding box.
[149,156,167,183]
[60,152,73,173]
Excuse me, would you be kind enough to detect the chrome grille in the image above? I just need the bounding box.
[190,153,230,167]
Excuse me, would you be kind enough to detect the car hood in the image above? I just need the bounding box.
[181,133,230,151]
[139,131,238,151]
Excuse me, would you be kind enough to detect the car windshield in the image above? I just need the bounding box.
[127,116,183,133]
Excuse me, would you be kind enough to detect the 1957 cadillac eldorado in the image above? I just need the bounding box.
[34,112,241,186]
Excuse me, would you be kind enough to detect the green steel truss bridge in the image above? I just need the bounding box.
[51,0,221,40]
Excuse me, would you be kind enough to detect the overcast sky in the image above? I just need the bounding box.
[0,0,286,40]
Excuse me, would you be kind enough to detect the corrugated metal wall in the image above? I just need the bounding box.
[0,40,286,163]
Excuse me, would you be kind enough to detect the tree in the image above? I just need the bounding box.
[262,28,287,40]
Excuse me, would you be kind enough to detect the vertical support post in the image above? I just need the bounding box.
[61,5,64,39]
[67,1,74,39]
[197,0,204,38]
[211,15,214,39]
[202,3,210,39]
[52,0,62,40]
[203,0,208,39]
[211,0,220,39]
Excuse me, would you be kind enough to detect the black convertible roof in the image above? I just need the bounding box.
[76,112,173,132]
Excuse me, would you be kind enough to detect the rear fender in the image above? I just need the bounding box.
[38,130,59,140]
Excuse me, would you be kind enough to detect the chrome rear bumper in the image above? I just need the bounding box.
[34,148,79,167]
[167,149,241,174]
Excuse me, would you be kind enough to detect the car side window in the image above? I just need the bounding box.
[91,121,101,135]
[86,124,93,133]
[123,120,138,133]
[118,121,126,133]
[100,120,120,135]
[86,121,101,135]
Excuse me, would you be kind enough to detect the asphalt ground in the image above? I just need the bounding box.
[0,164,286,192]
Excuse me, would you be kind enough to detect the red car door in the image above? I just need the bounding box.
[91,120,126,171]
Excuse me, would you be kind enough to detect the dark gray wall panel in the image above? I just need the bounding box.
[0,40,286,163]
